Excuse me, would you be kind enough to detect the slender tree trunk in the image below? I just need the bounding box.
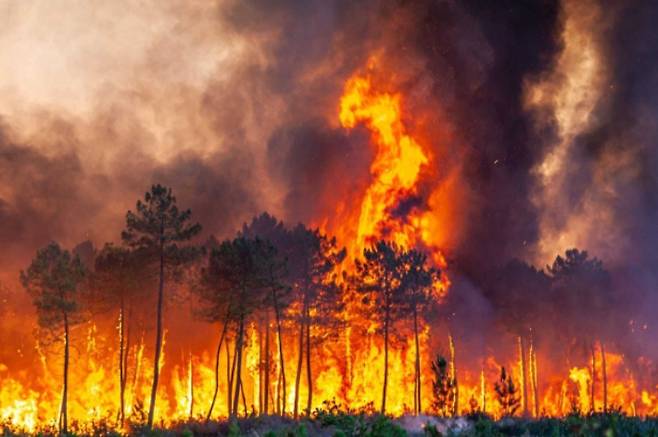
[529,338,539,417]
[449,334,458,416]
[305,311,312,415]
[480,368,486,413]
[207,317,229,421]
[601,342,608,413]
[519,335,528,416]
[264,312,270,415]
[122,311,131,424]
[293,303,305,419]
[272,287,286,415]
[232,315,245,417]
[591,343,597,413]
[241,375,248,416]
[258,320,263,414]
[413,306,421,415]
[381,306,389,415]
[61,312,70,434]
[226,340,232,415]
[118,300,126,426]
[189,353,194,419]
[147,239,165,428]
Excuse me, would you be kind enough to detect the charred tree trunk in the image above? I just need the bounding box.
[264,312,270,415]
[381,304,390,415]
[226,339,232,415]
[601,342,608,412]
[189,353,194,419]
[519,336,529,416]
[530,338,539,417]
[147,234,165,428]
[118,300,126,426]
[591,343,597,413]
[207,317,228,421]
[293,300,306,419]
[305,310,312,416]
[240,375,248,416]
[61,312,70,434]
[413,305,421,415]
[449,334,458,416]
[231,315,245,417]
[272,286,287,415]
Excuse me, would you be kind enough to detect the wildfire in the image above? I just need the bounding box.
[1,62,658,435]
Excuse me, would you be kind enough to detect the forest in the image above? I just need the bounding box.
[10,183,637,437]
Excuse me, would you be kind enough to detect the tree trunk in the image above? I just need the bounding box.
[189,353,194,419]
[480,368,486,413]
[264,312,270,415]
[601,342,608,413]
[293,304,305,419]
[305,310,312,416]
[61,312,70,434]
[381,306,389,415]
[147,239,165,428]
[530,338,539,417]
[226,339,232,415]
[449,334,458,416]
[232,315,245,417]
[413,306,421,415]
[272,286,287,415]
[591,343,596,413]
[207,317,229,421]
[518,336,528,416]
[118,301,126,426]
[241,375,248,416]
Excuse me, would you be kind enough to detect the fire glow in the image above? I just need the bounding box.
[0,62,657,435]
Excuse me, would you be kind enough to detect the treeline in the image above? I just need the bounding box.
[20,185,442,432]
[19,184,622,432]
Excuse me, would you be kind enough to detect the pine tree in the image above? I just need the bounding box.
[21,242,87,433]
[494,366,521,417]
[430,355,455,417]
[122,184,201,427]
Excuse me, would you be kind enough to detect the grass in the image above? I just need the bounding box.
[3,405,658,436]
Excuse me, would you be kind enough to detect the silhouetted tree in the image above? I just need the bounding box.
[430,355,455,417]
[202,237,264,417]
[354,240,405,415]
[241,213,292,415]
[494,366,520,417]
[288,224,346,417]
[400,249,439,415]
[488,259,550,416]
[121,184,201,427]
[91,244,148,425]
[548,249,613,412]
[21,242,87,433]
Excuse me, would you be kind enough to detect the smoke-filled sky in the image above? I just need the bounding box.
[1,0,657,300]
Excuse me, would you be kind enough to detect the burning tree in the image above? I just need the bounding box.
[121,184,201,427]
[288,224,346,418]
[20,242,87,434]
[354,240,406,415]
[400,249,439,415]
[91,244,149,425]
[199,237,265,417]
[548,249,614,413]
[430,355,455,417]
[488,259,550,416]
[241,213,292,415]
[494,366,521,417]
